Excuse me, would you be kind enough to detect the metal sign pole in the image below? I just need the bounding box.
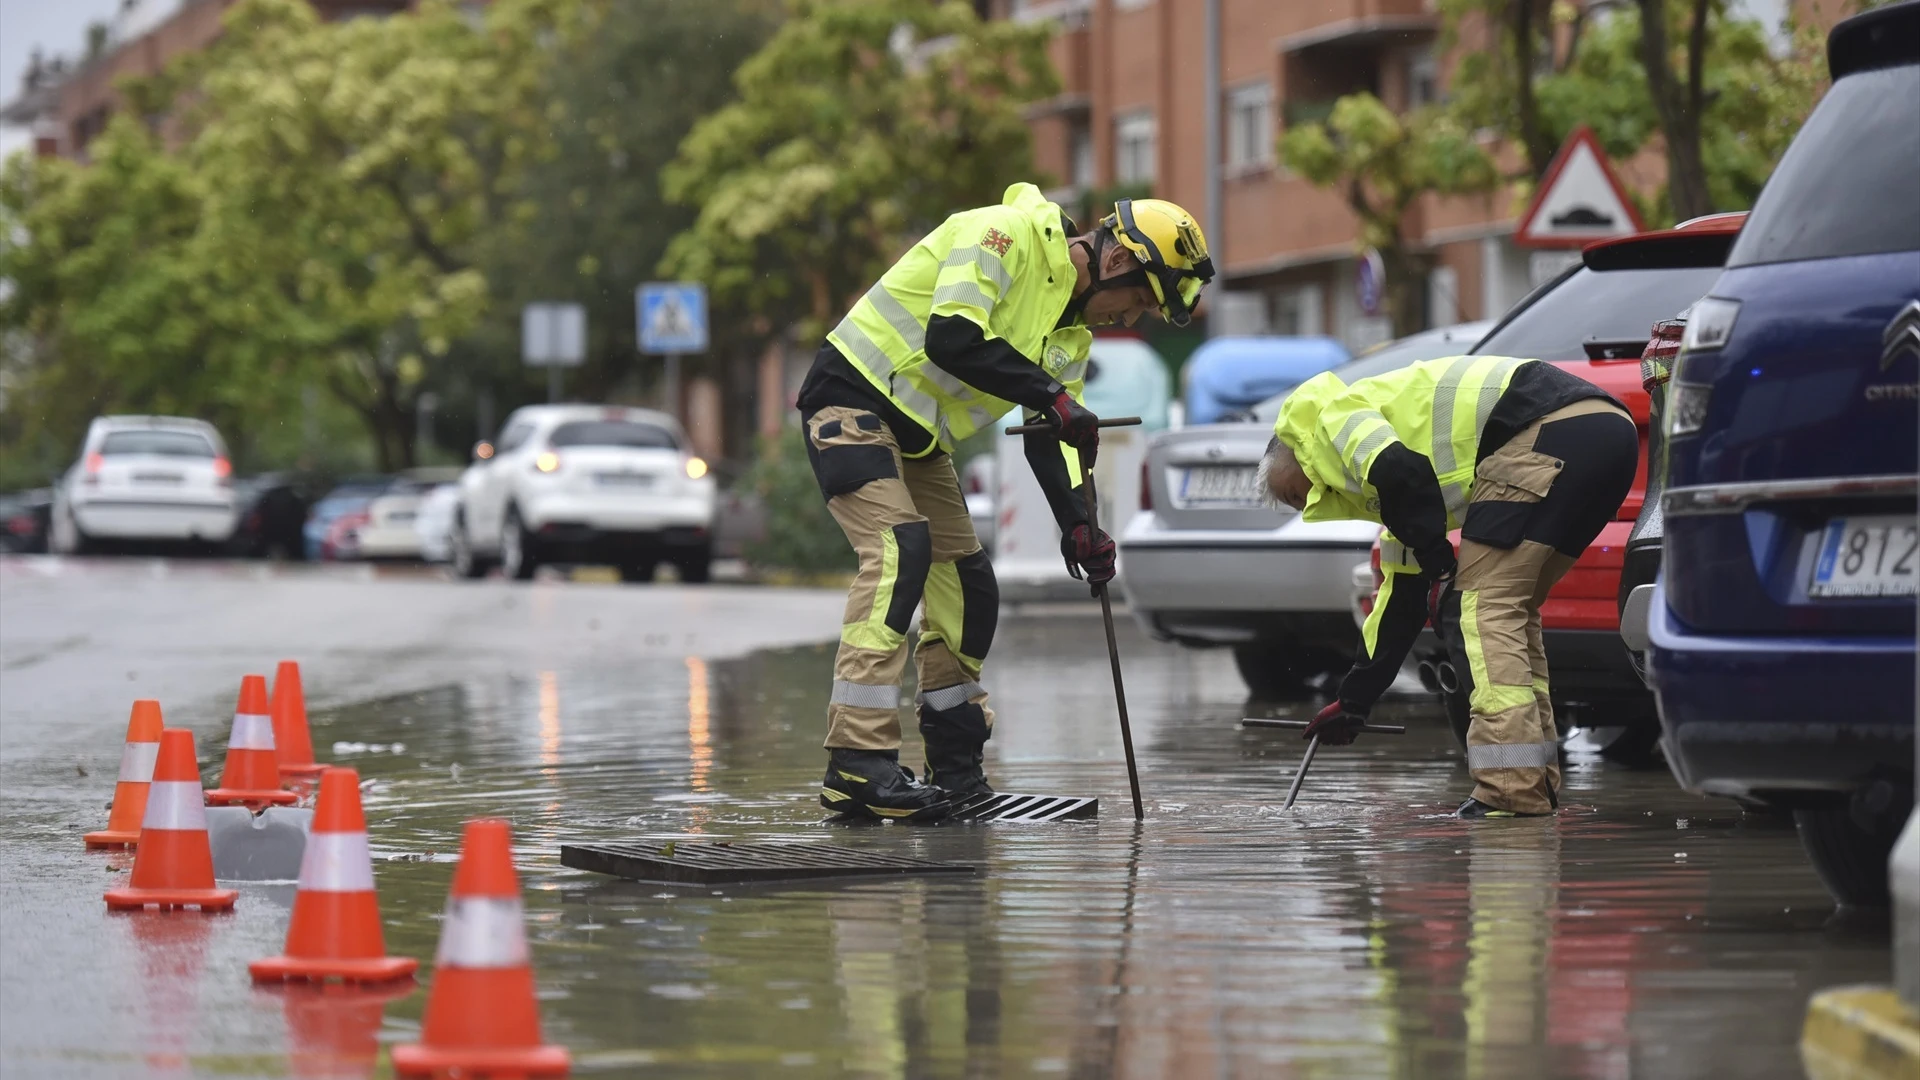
[665,353,681,422]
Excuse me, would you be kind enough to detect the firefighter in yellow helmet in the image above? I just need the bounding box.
[797,185,1213,821]
[1264,357,1638,817]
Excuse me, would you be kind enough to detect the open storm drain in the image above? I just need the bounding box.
[952,793,1098,822]
[560,841,979,887]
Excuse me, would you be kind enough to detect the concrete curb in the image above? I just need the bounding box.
[1801,985,1920,1080]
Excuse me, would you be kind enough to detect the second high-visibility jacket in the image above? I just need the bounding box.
[1273,355,1616,715]
[827,183,1093,459]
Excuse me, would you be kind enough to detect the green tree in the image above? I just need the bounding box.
[1443,0,1825,220]
[1279,96,1496,337]
[658,0,1057,345]
[461,0,778,455]
[0,0,583,472]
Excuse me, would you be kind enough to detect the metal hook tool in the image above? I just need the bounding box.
[1008,415,1145,819]
[1239,716,1407,810]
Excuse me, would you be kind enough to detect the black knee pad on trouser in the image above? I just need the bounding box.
[884,520,933,635]
[1463,411,1640,556]
[952,548,999,660]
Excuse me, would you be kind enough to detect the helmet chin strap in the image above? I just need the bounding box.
[1057,235,1147,329]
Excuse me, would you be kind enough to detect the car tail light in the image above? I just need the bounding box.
[1370,543,1384,594]
[684,456,709,480]
[1640,319,1684,392]
[964,468,983,496]
[83,452,104,485]
[1139,457,1152,512]
[534,451,561,474]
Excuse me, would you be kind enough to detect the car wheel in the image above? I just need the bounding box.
[1793,782,1912,907]
[674,547,713,584]
[1231,642,1337,702]
[500,506,538,581]
[618,560,657,584]
[449,513,489,580]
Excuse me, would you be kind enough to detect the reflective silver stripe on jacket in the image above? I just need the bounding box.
[831,680,901,710]
[864,282,925,352]
[931,281,996,313]
[945,245,1013,294]
[917,681,985,712]
[1465,741,1557,769]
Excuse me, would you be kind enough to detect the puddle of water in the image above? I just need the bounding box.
[297,616,1884,1080]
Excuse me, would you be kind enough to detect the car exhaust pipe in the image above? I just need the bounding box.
[1436,661,1461,696]
[1416,661,1442,695]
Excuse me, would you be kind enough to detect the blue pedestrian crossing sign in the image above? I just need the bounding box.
[637,282,708,354]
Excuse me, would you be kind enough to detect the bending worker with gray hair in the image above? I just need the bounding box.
[1264,355,1638,817]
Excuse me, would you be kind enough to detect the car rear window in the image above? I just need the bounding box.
[99,431,215,457]
[1727,65,1920,267]
[1473,265,1725,361]
[548,421,677,450]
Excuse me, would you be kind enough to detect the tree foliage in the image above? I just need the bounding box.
[0,0,583,472]
[659,0,1058,344]
[1279,97,1496,337]
[1441,0,1825,220]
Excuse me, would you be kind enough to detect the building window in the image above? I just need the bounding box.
[1114,111,1156,185]
[1225,82,1274,172]
[1069,119,1094,189]
[1406,49,1440,109]
[1114,0,1152,9]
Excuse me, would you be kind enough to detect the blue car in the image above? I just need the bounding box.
[1180,336,1348,426]
[1647,0,1919,905]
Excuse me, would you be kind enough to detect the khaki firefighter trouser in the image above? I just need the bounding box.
[1440,398,1640,814]
[804,406,998,751]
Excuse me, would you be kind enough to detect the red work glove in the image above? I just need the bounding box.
[1060,523,1116,586]
[1046,390,1100,467]
[1303,700,1366,746]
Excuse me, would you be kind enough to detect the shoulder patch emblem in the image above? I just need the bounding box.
[982,228,1014,257]
[1044,345,1072,377]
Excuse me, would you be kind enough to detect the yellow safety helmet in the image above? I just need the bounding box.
[1102,199,1215,327]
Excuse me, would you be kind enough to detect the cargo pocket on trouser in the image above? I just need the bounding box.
[1453,540,1561,814]
[1461,450,1565,550]
[805,407,897,498]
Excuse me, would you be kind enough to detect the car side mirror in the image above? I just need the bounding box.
[472,441,495,463]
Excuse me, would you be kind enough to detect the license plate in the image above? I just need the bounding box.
[134,472,183,484]
[596,472,654,487]
[1810,514,1919,598]
[384,511,416,523]
[1178,465,1262,507]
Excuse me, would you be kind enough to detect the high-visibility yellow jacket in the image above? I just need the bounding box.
[827,183,1092,458]
[1273,356,1535,532]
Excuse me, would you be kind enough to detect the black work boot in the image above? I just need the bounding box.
[1456,797,1550,819]
[820,749,951,822]
[919,699,994,807]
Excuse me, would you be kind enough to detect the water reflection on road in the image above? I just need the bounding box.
[322,614,1881,1080]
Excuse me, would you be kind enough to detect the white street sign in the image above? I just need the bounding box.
[522,303,586,368]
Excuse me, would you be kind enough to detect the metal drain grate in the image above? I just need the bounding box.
[954,792,1098,822]
[560,841,978,886]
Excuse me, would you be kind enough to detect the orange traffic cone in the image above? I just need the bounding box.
[86,700,166,849]
[272,660,325,779]
[105,729,238,911]
[251,767,417,986]
[205,674,297,808]
[390,819,570,1078]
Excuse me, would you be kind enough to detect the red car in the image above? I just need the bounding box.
[1361,215,1747,765]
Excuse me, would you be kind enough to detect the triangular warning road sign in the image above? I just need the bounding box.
[1515,126,1645,249]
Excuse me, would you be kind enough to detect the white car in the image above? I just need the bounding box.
[413,482,461,563]
[51,416,238,553]
[335,469,463,560]
[449,405,716,582]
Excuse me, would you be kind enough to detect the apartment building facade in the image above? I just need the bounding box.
[990,0,1568,352]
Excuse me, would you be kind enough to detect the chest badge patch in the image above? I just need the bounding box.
[982,228,1014,257]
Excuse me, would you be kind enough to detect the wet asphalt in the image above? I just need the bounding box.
[0,556,1890,1079]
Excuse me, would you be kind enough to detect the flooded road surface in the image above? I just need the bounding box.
[0,558,1890,1078]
